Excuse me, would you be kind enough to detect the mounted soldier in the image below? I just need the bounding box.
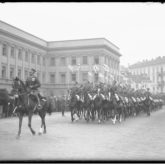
[25,68,42,109]
[110,80,118,100]
[144,88,152,114]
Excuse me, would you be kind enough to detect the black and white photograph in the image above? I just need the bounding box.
[0,2,165,162]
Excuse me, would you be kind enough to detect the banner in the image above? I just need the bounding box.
[68,65,81,72]
[103,64,109,72]
[93,65,99,73]
[88,72,92,77]
[68,65,74,72]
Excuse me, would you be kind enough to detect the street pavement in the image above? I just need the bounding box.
[0,108,165,161]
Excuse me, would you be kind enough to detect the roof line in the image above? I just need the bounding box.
[48,37,119,49]
[0,20,47,43]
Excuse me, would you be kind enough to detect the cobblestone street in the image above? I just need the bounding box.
[0,108,165,161]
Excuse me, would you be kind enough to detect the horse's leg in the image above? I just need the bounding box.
[98,108,101,124]
[43,116,46,134]
[28,112,35,135]
[16,112,23,139]
[38,112,43,135]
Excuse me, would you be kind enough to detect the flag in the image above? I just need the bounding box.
[93,65,99,73]
[88,72,92,77]
[68,65,73,72]
[103,64,109,72]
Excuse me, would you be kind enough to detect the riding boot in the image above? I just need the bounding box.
[36,94,42,109]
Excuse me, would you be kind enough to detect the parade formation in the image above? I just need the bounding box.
[68,80,163,124]
[0,68,164,139]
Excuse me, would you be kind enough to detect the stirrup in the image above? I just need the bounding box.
[37,104,42,109]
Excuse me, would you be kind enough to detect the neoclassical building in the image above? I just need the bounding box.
[0,20,121,96]
[129,57,165,94]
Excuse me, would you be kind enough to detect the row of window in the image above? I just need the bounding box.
[2,44,119,69]
[1,65,104,84]
[2,44,46,66]
[49,56,119,69]
[49,72,99,84]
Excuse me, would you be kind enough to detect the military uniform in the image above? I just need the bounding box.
[25,69,42,108]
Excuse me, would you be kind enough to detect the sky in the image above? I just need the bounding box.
[0,2,165,67]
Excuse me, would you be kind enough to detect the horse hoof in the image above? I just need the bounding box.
[38,132,42,136]
[16,135,21,139]
[32,131,36,135]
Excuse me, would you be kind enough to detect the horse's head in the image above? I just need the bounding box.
[12,78,26,94]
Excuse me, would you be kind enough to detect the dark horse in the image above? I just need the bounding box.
[12,79,52,139]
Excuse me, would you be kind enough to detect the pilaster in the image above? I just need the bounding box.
[7,44,11,79]
[0,42,2,78]
[15,46,18,77]
[22,49,25,80]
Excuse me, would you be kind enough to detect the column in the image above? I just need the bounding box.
[40,55,43,84]
[0,42,3,78]
[22,49,25,81]
[15,46,18,77]
[7,44,11,80]
[28,50,32,74]
[35,53,37,70]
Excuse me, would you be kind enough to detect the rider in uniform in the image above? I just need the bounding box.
[110,80,117,96]
[144,88,151,115]
[25,68,43,108]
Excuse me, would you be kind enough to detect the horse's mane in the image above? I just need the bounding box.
[13,79,27,92]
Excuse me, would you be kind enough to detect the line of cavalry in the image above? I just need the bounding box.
[0,75,164,139]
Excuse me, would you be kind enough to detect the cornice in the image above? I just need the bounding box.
[0,29,48,51]
[48,45,121,57]
[0,26,121,59]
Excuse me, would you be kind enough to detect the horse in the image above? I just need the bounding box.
[83,91,95,122]
[143,96,151,116]
[12,79,52,139]
[93,88,104,123]
[69,92,81,122]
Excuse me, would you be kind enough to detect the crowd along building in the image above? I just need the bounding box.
[0,20,121,96]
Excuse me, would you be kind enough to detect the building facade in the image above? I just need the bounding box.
[0,20,121,96]
[129,57,165,94]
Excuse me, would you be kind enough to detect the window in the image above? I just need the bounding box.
[108,58,110,66]
[2,65,7,79]
[60,57,66,66]
[94,73,99,82]
[18,68,22,79]
[50,73,55,83]
[82,56,88,65]
[18,49,22,60]
[2,44,7,56]
[37,56,41,65]
[11,47,15,58]
[82,72,88,82]
[60,73,66,84]
[105,56,108,65]
[43,57,46,66]
[10,67,14,79]
[25,52,29,62]
[71,73,76,82]
[37,71,40,80]
[31,54,35,63]
[50,57,55,66]
[24,70,29,80]
[94,56,99,64]
[71,57,76,65]
[42,72,46,83]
